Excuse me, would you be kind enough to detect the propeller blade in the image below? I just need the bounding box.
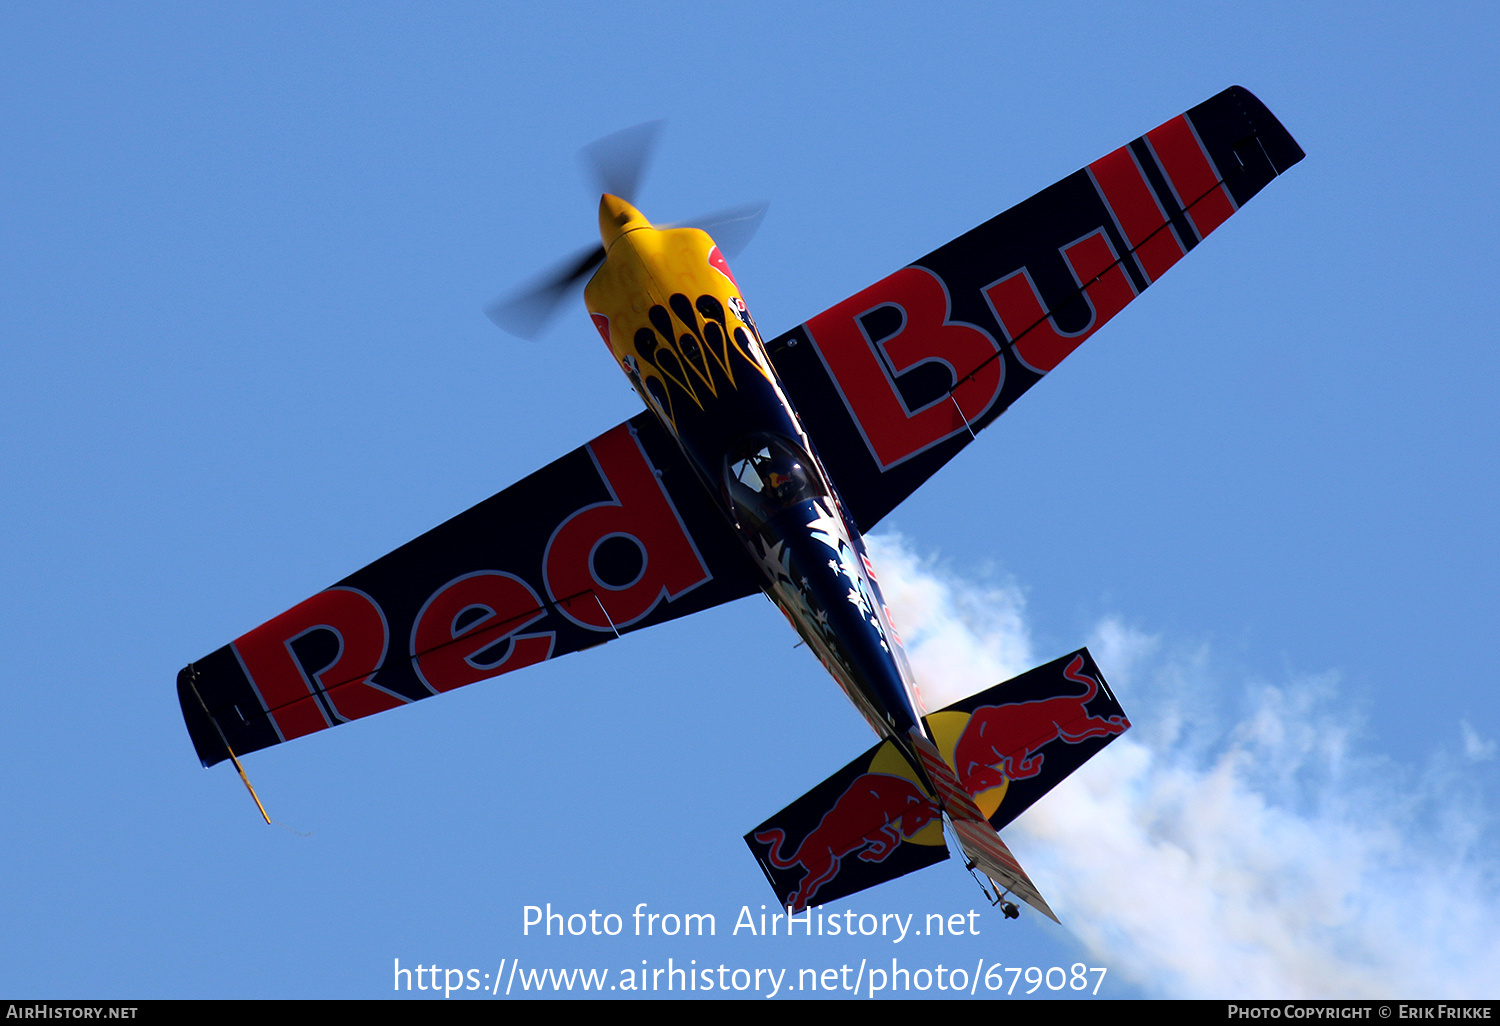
[484,243,605,340]
[580,120,663,204]
[488,120,765,342]
[675,202,769,259]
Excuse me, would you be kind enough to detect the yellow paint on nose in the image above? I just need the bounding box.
[598,194,653,251]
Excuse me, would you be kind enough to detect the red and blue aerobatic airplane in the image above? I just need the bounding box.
[178,86,1302,921]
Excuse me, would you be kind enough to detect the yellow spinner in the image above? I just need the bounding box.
[584,194,775,434]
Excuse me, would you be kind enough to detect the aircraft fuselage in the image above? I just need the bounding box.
[583,195,930,760]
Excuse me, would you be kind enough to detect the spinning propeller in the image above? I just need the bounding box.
[485,121,767,340]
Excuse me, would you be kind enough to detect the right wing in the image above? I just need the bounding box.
[767,85,1304,531]
[177,414,760,767]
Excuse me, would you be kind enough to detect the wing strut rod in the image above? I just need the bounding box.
[224,744,272,825]
[185,666,272,825]
[591,593,622,639]
[947,393,978,441]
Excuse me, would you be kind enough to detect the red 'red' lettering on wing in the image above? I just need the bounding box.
[232,586,396,741]
[983,229,1137,374]
[544,422,711,630]
[180,412,760,768]
[804,266,1003,470]
[411,571,555,693]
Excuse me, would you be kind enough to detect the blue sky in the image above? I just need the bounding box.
[3,2,1497,999]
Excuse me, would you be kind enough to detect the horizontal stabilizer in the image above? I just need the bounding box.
[746,739,948,913]
[926,648,1129,832]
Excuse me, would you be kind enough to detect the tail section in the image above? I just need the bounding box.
[907,730,1060,923]
[745,648,1127,919]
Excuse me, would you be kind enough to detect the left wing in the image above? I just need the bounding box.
[178,414,759,767]
[767,85,1304,530]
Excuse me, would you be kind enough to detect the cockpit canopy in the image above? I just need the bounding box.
[722,433,827,533]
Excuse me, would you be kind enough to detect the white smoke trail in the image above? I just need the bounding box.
[868,532,1500,998]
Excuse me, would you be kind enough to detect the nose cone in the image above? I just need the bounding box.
[598,194,653,251]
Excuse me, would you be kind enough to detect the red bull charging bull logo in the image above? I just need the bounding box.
[922,652,1129,828]
[753,771,942,912]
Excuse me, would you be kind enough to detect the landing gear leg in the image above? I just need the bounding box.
[965,859,1021,920]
